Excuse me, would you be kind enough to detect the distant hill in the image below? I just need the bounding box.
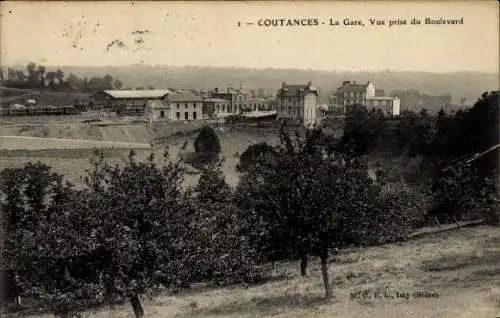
[7,64,498,112]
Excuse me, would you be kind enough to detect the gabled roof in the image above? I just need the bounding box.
[168,92,203,102]
[336,81,369,93]
[100,90,172,99]
[366,96,399,101]
[212,88,251,96]
[204,98,230,103]
[247,97,268,103]
[277,84,319,97]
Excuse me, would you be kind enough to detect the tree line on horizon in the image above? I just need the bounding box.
[0,63,146,94]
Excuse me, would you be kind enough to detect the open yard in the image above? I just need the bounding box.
[0,123,282,187]
[10,226,500,318]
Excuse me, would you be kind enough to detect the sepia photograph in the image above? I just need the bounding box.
[0,1,498,317]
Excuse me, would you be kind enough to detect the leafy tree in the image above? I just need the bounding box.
[45,71,58,89]
[7,68,16,81]
[15,70,26,82]
[428,91,499,225]
[356,181,427,245]
[0,163,93,316]
[102,74,113,89]
[188,162,258,286]
[195,160,232,203]
[340,105,386,158]
[56,69,65,87]
[27,62,37,83]
[37,65,46,88]
[194,125,222,164]
[66,73,81,91]
[237,126,351,298]
[113,79,124,90]
[236,142,276,172]
[395,110,435,157]
[80,150,189,317]
[269,127,368,298]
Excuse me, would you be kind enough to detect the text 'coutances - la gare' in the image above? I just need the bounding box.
[253,17,464,27]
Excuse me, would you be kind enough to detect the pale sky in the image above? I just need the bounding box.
[1,1,498,73]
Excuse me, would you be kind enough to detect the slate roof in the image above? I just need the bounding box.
[101,90,172,99]
[336,81,369,93]
[168,93,203,102]
[212,88,251,96]
[366,96,399,100]
[277,84,319,97]
[204,98,230,103]
[247,97,268,103]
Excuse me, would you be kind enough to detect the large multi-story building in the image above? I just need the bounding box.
[210,87,251,114]
[167,92,203,121]
[202,98,232,117]
[329,81,400,116]
[276,81,318,127]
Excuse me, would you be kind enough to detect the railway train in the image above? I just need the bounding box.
[0,105,84,117]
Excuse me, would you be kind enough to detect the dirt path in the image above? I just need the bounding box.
[0,136,151,150]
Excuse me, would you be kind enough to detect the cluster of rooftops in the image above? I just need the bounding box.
[96,80,388,102]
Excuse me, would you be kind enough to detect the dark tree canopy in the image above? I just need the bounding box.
[340,105,387,158]
[236,142,277,172]
[194,125,222,163]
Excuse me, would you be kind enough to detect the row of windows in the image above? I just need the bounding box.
[175,111,198,120]
[342,92,366,97]
[176,102,200,109]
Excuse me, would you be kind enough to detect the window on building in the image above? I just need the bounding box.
[193,112,197,120]
[217,105,220,112]
[185,103,188,108]
[176,112,180,120]
[184,112,189,120]
[193,103,196,109]
[160,111,165,118]
[176,103,180,109]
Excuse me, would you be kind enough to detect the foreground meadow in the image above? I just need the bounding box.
[12,226,499,318]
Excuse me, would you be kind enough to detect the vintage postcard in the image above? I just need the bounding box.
[0,1,499,317]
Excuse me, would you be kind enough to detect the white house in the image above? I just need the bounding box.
[167,92,203,121]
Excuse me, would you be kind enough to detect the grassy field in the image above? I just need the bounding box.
[0,125,282,187]
[13,226,500,318]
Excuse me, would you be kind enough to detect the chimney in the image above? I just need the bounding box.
[215,87,218,93]
[307,81,312,87]
[282,81,287,88]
